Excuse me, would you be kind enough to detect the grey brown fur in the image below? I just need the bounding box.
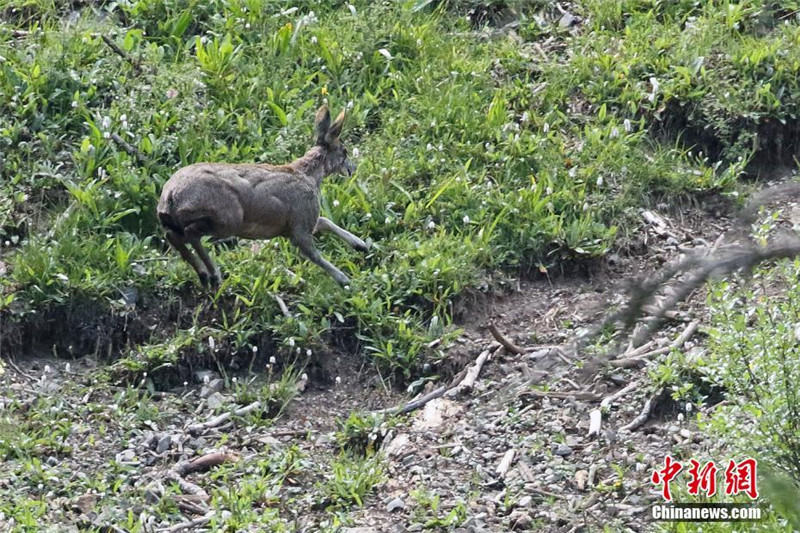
[157,105,367,287]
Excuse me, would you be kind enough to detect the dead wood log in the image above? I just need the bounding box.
[488,322,523,354]
[496,448,516,479]
[159,512,214,533]
[520,389,602,402]
[609,320,699,368]
[174,452,239,476]
[620,389,663,432]
[187,401,261,436]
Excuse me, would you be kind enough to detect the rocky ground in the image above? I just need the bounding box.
[3,191,754,533]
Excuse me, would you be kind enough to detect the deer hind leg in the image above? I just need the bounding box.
[184,219,221,287]
[290,231,350,286]
[165,230,211,286]
[313,216,369,252]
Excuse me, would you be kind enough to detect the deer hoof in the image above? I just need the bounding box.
[354,238,369,252]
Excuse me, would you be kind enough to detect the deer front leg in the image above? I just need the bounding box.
[291,232,351,286]
[314,216,368,252]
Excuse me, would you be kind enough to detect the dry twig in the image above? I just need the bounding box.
[101,34,143,73]
[487,322,523,354]
[187,401,261,435]
[174,452,239,476]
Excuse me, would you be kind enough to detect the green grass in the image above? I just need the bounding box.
[3,0,784,383]
[4,2,800,529]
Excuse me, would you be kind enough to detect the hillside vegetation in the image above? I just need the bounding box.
[3,0,800,530]
[6,0,797,379]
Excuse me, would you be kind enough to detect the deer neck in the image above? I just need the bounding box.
[290,145,329,187]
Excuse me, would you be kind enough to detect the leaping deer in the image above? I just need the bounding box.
[157,105,368,287]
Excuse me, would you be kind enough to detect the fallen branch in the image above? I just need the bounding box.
[623,340,655,358]
[5,358,35,381]
[174,452,239,476]
[496,448,516,479]
[164,471,209,501]
[587,409,602,437]
[600,382,638,410]
[187,401,261,436]
[100,34,143,73]
[487,322,523,354]
[379,346,496,415]
[159,512,214,533]
[520,389,602,402]
[273,293,291,318]
[609,321,699,368]
[110,133,148,166]
[620,389,663,432]
[448,348,492,395]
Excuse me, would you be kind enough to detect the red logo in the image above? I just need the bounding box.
[651,457,758,501]
[724,458,759,499]
[651,455,683,501]
[687,459,718,497]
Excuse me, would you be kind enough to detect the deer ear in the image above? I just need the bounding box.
[326,110,346,143]
[315,105,331,145]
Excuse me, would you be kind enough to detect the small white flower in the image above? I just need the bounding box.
[335,376,342,385]
[252,345,258,353]
[462,215,470,224]
[596,176,603,187]
[623,118,632,132]
[352,147,359,158]
[288,338,295,347]
[543,122,550,133]
[269,356,277,364]
[333,199,340,207]
[426,220,435,230]
[101,116,111,130]
[208,336,215,350]
[306,349,312,356]
[71,100,78,108]
[610,127,619,139]
[103,131,110,139]
[203,374,210,384]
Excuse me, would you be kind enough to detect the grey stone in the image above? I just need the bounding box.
[386,497,405,512]
[553,443,573,456]
[156,435,172,454]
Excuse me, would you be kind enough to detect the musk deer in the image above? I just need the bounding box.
[157,104,368,287]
